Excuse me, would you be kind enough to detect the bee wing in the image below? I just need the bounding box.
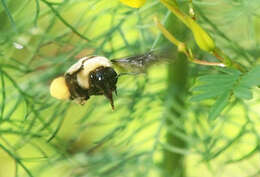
[111,50,172,73]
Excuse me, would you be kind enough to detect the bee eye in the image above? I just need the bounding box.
[106,68,117,81]
[103,68,118,89]
[92,72,104,82]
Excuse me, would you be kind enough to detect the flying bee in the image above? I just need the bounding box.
[50,50,169,109]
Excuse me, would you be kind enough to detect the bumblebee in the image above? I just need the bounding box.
[50,51,166,109]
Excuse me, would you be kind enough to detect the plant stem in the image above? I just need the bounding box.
[154,17,225,68]
[159,13,189,177]
[163,56,188,177]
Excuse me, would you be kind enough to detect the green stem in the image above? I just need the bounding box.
[158,12,189,177]
[163,55,188,177]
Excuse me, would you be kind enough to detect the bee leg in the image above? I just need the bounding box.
[115,88,118,96]
[65,73,90,102]
[75,84,90,101]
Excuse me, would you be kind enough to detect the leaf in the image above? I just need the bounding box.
[1,0,18,33]
[191,66,260,120]
[234,86,253,100]
[239,65,260,87]
[120,0,146,8]
[40,0,90,41]
[190,68,241,120]
[190,72,239,102]
[208,91,230,120]
[191,83,234,92]
[198,74,238,82]
[190,91,226,102]
[234,65,260,100]
[160,0,216,52]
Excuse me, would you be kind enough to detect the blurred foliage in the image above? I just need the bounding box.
[0,0,260,177]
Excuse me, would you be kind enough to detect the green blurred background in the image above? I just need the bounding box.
[0,0,260,177]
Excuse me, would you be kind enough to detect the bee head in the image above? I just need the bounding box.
[89,67,118,109]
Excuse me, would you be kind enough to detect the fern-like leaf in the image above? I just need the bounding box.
[234,65,260,99]
[191,66,260,120]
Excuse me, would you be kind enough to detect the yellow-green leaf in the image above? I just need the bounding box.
[120,0,146,8]
[160,0,216,52]
[188,20,216,52]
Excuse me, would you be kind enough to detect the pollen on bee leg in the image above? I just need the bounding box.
[50,76,70,100]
